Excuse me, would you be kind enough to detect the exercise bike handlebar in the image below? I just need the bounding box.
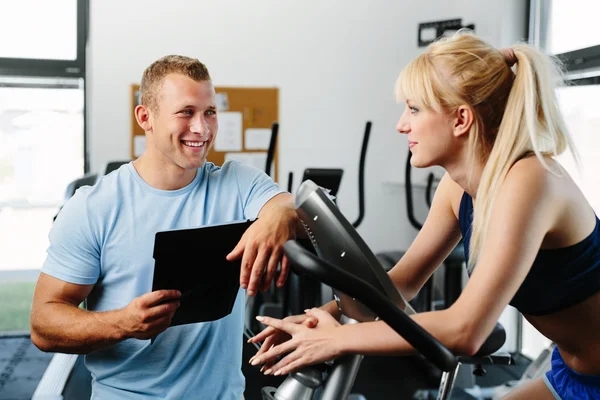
[282,240,458,373]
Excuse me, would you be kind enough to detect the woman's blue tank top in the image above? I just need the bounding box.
[459,192,600,315]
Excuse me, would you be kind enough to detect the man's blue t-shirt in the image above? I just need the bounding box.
[42,161,284,400]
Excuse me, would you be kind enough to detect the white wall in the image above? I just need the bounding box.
[87,0,527,356]
[88,0,533,356]
[87,0,528,254]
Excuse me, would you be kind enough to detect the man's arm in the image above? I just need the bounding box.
[259,192,305,236]
[227,193,301,296]
[30,272,181,354]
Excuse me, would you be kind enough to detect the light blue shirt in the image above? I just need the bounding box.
[42,161,284,400]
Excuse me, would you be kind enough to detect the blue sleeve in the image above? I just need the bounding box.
[230,161,285,220]
[41,187,101,285]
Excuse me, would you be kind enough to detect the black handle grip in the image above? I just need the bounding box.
[265,122,279,177]
[283,241,458,372]
[352,121,371,228]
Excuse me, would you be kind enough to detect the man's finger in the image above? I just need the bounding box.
[145,301,180,321]
[239,242,258,290]
[141,290,181,307]
[227,234,246,262]
[260,250,281,293]
[276,254,290,288]
[247,249,269,296]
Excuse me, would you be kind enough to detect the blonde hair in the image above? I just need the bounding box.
[395,32,578,271]
[140,55,211,113]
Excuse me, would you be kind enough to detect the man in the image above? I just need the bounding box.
[30,55,300,399]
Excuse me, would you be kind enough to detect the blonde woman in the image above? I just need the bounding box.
[249,33,600,399]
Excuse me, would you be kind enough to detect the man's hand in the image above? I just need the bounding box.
[227,194,298,296]
[119,290,181,340]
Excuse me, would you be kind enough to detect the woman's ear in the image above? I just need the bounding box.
[134,105,153,132]
[453,105,474,138]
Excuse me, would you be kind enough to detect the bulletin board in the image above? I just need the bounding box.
[130,85,279,181]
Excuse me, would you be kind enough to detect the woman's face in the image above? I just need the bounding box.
[396,100,458,168]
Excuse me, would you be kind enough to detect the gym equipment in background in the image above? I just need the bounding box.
[375,149,465,313]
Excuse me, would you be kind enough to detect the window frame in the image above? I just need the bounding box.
[0,0,88,79]
[531,0,600,84]
[0,0,89,172]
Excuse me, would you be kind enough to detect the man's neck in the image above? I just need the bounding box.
[133,153,198,191]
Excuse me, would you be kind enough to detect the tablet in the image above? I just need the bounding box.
[152,219,255,327]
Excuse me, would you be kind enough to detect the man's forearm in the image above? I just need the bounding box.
[31,303,127,354]
[261,193,305,238]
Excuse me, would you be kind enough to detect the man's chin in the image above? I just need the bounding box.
[184,157,206,170]
[182,161,205,170]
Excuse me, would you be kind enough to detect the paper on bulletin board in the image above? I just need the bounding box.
[215,112,242,151]
[245,128,272,150]
[134,135,146,157]
[215,92,229,111]
[225,152,273,176]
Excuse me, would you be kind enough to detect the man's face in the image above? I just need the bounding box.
[148,73,218,170]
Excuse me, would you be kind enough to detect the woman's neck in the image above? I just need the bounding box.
[443,155,485,200]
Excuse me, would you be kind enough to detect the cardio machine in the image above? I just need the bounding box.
[261,180,513,400]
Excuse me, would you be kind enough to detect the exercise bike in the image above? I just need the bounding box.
[261,180,513,400]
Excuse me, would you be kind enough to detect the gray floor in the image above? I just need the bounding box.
[0,335,529,400]
[0,336,53,400]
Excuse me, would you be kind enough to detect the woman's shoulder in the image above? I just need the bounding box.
[438,172,467,219]
[506,155,556,193]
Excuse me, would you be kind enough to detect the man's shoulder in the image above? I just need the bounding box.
[205,160,245,173]
[203,160,258,182]
[208,160,266,179]
[69,164,132,212]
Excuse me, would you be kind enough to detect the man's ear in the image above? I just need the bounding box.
[134,104,153,132]
[453,105,474,138]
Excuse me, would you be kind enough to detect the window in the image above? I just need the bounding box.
[547,1,600,55]
[0,0,86,79]
[0,1,87,333]
[556,84,600,213]
[522,0,600,361]
[0,1,78,61]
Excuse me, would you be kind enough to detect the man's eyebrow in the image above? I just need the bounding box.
[175,104,217,110]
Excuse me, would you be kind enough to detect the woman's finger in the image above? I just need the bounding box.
[256,316,301,335]
[248,326,276,343]
[252,339,298,366]
[302,314,318,328]
[269,349,304,375]
[273,356,311,376]
[254,336,277,359]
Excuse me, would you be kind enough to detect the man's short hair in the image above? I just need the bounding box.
[140,55,211,113]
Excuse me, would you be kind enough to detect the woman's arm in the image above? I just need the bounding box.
[388,172,463,300]
[254,160,558,375]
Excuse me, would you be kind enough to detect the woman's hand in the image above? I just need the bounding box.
[249,308,345,376]
[249,311,318,372]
